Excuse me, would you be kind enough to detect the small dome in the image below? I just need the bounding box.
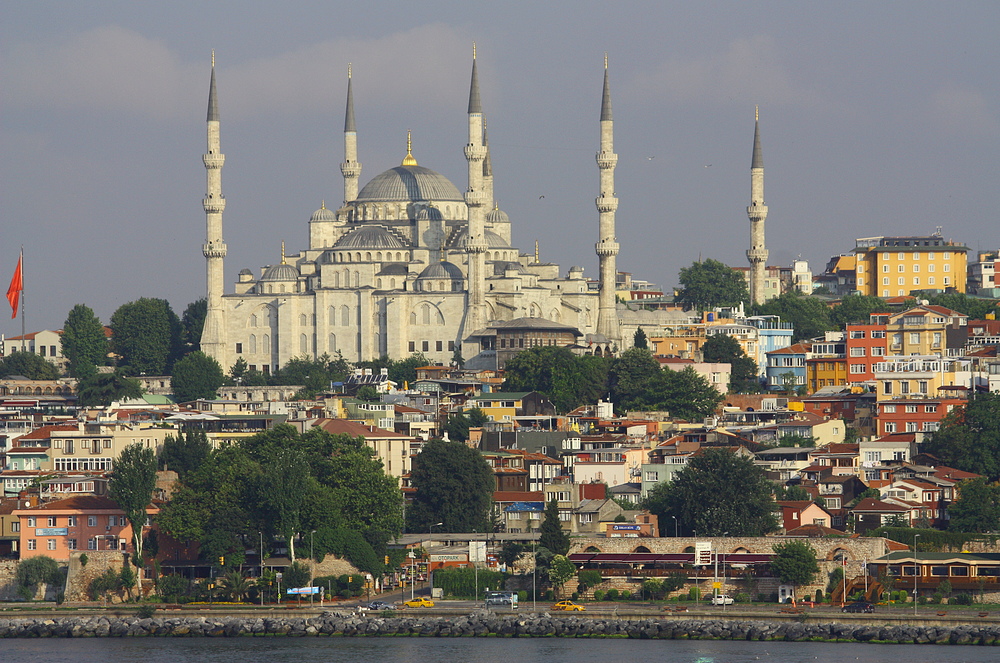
[493,261,528,276]
[260,263,299,281]
[486,207,510,225]
[238,268,254,276]
[418,261,464,281]
[310,205,335,223]
[356,165,463,203]
[334,225,407,249]
[449,228,511,249]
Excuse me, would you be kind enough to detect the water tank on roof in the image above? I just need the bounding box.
[707,312,715,322]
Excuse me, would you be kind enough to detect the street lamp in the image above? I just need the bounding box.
[532,539,537,613]
[259,531,264,606]
[671,515,678,537]
[430,522,443,535]
[310,530,317,606]
[913,533,921,616]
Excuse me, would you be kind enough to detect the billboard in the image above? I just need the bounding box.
[695,541,712,566]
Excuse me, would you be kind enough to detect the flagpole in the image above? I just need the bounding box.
[19,248,25,352]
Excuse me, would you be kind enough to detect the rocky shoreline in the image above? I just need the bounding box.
[0,612,998,645]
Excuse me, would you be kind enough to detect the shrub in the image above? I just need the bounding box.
[16,556,63,599]
[157,574,190,603]
[620,590,631,600]
[89,568,123,601]
[952,593,974,605]
[136,604,157,619]
[577,569,603,592]
[605,589,619,601]
[571,591,579,601]
[930,592,943,604]
[642,578,663,600]
[592,589,605,602]
[79,554,89,567]
[517,591,527,603]
[938,579,952,596]
[282,561,311,590]
[734,593,751,604]
[918,596,928,605]
[687,586,701,601]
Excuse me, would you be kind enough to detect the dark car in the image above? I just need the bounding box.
[841,601,875,613]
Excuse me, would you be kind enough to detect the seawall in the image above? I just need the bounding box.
[0,612,998,645]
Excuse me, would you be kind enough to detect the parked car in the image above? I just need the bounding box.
[404,597,434,608]
[708,594,735,605]
[552,600,585,611]
[368,601,397,610]
[842,601,875,613]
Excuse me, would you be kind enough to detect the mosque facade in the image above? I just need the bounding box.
[199,54,627,374]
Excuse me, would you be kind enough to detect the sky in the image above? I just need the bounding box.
[2,1,999,335]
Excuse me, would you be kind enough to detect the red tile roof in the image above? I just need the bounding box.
[313,418,408,438]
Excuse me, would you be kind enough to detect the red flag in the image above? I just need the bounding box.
[6,251,22,319]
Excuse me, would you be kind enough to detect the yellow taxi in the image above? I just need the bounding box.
[551,600,585,611]
[404,597,435,608]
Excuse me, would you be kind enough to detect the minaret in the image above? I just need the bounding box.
[482,117,494,209]
[746,106,769,305]
[341,64,362,205]
[201,52,228,364]
[463,44,489,333]
[595,54,620,342]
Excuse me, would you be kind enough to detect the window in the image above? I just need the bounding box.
[422,341,429,352]
[909,332,920,344]
[68,516,76,527]
[913,264,920,272]
[558,512,572,522]
[872,330,887,338]
[925,404,938,413]
[578,513,593,524]
[235,343,243,354]
[27,517,36,527]
[408,341,415,353]
[882,264,889,273]
[68,539,77,550]
[850,347,866,357]
[898,264,905,273]
[849,364,866,374]
[906,422,918,432]
[436,340,443,352]
[88,516,97,527]
[47,517,56,527]
[900,381,910,394]
[928,277,936,285]
[88,538,97,550]
[883,381,893,395]
[850,330,865,339]
[884,423,896,433]
[918,381,929,394]
[108,516,116,527]
[905,404,918,413]
[883,404,896,413]
[913,277,920,286]
[11,522,19,533]
[928,264,936,272]
[944,263,951,272]
[898,277,905,285]
[27,539,36,551]
[47,539,56,550]
[872,347,886,356]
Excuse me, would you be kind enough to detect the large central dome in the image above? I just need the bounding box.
[356,165,463,203]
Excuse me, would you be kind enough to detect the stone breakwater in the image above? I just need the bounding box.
[0,612,998,645]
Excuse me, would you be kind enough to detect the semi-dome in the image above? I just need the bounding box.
[260,263,299,281]
[355,165,463,203]
[418,261,465,280]
[334,225,407,249]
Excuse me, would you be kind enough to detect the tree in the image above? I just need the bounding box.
[607,347,662,412]
[406,439,494,533]
[924,393,1000,481]
[60,304,108,376]
[548,555,576,597]
[110,298,182,375]
[272,353,351,397]
[916,292,999,320]
[829,294,889,327]
[16,556,62,600]
[0,351,59,380]
[503,346,609,414]
[108,443,157,585]
[770,540,819,589]
[158,430,211,481]
[754,291,833,342]
[498,541,525,568]
[171,351,225,402]
[180,298,207,354]
[260,448,311,560]
[642,448,778,536]
[948,478,1000,533]
[778,485,812,501]
[356,385,379,402]
[75,368,143,407]
[701,334,759,393]
[675,259,750,310]
[655,366,725,420]
[539,498,570,555]
[633,327,648,349]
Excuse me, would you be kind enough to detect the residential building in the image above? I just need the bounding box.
[14,495,157,562]
[776,500,834,532]
[874,356,979,405]
[845,323,888,384]
[875,397,965,436]
[464,392,555,429]
[816,254,857,296]
[0,330,67,369]
[765,343,812,391]
[853,234,969,297]
[312,418,416,482]
[967,250,1000,296]
[656,357,731,393]
[882,305,968,356]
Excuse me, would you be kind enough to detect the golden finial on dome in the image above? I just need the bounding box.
[756,105,759,122]
[401,130,418,166]
[212,50,215,68]
[321,200,326,209]
[535,239,539,263]
[348,63,352,79]
[604,52,608,70]
[473,42,477,60]
[281,240,286,265]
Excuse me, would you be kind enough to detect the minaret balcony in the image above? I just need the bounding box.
[464,144,487,160]
[203,197,227,213]
[340,162,362,177]
[596,196,619,213]
[203,153,226,169]
[464,190,490,207]
[595,240,620,256]
[747,204,768,220]
[596,153,619,169]
[747,248,769,262]
[203,242,228,259]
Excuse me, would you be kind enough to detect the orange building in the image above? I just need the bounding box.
[14,495,156,562]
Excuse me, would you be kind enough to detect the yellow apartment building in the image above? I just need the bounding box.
[806,357,848,394]
[880,305,967,356]
[853,235,968,297]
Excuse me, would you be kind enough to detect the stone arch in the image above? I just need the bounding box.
[377,252,383,261]
[377,278,383,289]
[44,387,53,395]
[632,545,652,554]
[550,308,560,322]
[355,252,362,262]
[34,387,42,395]
[436,309,445,325]
[732,546,750,554]
[365,252,372,262]
[828,547,851,563]
[683,546,695,554]
[279,284,286,293]
[584,546,602,553]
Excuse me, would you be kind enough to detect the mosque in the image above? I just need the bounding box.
[197,52,702,374]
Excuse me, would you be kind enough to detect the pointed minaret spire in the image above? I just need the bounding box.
[341,63,362,204]
[595,54,620,344]
[201,52,229,366]
[463,43,489,336]
[746,106,769,305]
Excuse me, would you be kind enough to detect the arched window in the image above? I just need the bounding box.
[355,252,361,262]
[263,334,271,353]
[396,252,402,261]
[410,311,417,324]
[334,272,340,288]
[436,309,445,325]
[584,546,601,553]
[365,252,372,261]
[329,307,336,325]
[632,545,651,554]
[279,284,286,293]
[390,278,396,289]
[377,278,383,288]
[377,252,383,261]
[341,306,350,326]
[422,304,431,325]
[353,271,360,287]
[329,333,337,352]
[300,334,308,353]
[250,314,258,327]
[249,334,257,354]
[299,314,307,326]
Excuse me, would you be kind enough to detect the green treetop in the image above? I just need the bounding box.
[675,259,750,310]
[539,497,571,556]
[406,438,494,533]
[110,298,183,375]
[61,303,108,376]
